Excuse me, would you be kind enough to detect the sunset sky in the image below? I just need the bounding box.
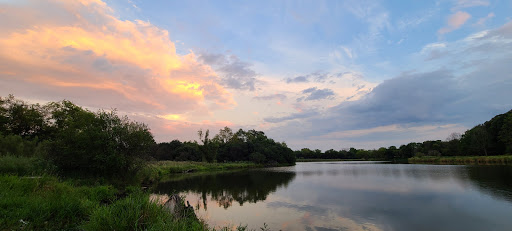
[1,0,511,150]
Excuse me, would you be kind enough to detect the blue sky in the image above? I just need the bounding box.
[1,0,511,150]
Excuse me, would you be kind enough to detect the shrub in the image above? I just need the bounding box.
[46,101,155,179]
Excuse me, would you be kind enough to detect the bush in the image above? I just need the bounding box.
[46,101,155,179]
[249,152,266,164]
[0,155,55,175]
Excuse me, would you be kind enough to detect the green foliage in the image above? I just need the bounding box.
[83,191,206,231]
[250,152,266,164]
[0,175,211,231]
[151,127,295,165]
[0,155,55,175]
[297,109,512,161]
[0,175,117,230]
[499,112,512,153]
[45,102,155,179]
[0,95,156,180]
[0,133,48,157]
[408,155,512,165]
[150,161,259,176]
[0,95,48,139]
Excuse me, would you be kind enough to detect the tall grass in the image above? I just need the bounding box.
[0,175,117,230]
[408,155,512,165]
[0,155,55,176]
[83,192,207,231]
[0,175,212,231]
[149,161,260,176]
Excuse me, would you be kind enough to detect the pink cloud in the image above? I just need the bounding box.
[438,11,471,34]
[0,0,240,142]
[0,0,235,116]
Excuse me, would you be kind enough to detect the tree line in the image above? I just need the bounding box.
[150,127,296,165]
[0,95,295,180]
[2,94,510,172]
[296,109,512,160]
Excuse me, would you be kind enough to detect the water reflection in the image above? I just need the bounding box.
[466,165,512,202]
[152,162,512,231]
[154,170,296,209]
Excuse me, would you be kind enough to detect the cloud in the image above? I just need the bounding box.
[253,94,287,101]
[452,0,489,11]
[300,87,335,101]
[0,0,236,141]
[343,0,391,54]
[438,11,471,34]
[483,21,512,39]
[474,13,495,26]
[286,76,309,83]
[266,22,512,150]
[285,72,331,84]
[198,53,258,91]
[264,110,319,123]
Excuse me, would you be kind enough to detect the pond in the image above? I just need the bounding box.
[153,162,512,231]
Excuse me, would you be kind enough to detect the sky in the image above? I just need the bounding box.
[1,0,511,150]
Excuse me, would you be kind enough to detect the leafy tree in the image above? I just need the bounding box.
[462,124,491,156]
[0,95,47,139]
[213,126,234,144]
[249,152,266,164]
[46,101,155,178]
[498,112,512,154]
[198,129,218,162]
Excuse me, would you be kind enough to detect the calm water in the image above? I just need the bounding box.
[153,162,512,231]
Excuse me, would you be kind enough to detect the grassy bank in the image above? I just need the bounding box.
[408,155,512,165]
[146,161,261,180]
[0,174,209,231]
[296,159,366,162]
[0,156,258,230]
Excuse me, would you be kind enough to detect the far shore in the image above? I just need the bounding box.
[408,155,512,165]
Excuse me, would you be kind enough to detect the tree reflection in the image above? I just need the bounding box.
[154,170,296,209]
[466,165,512,202]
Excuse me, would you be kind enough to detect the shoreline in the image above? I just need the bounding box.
[408,155,512,165]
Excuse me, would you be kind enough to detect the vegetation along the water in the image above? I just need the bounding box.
[1,94,511,230]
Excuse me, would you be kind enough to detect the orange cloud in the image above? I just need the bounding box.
[0,0,235,116]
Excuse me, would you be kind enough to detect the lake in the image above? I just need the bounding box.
[153,162,512,231]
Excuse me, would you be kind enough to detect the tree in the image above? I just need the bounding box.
[47,101,155,178]
[462,124,490,156]
[198,129,217,162]
[498,112,512,154]
[446,132,462,141]
[0,95,47,139]
[213,126,234,144]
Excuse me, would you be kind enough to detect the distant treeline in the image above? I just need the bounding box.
[296,109,512,160]
[150,127,295,165]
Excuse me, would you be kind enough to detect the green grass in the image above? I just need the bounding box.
[408,155,512,165]
[148,161,261,176]
[0,175,212,231]
[0,158,272,230]
[0,175,117,230]
[296,159,366,162]
[83,192,207,231]
[0,155,55,176]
